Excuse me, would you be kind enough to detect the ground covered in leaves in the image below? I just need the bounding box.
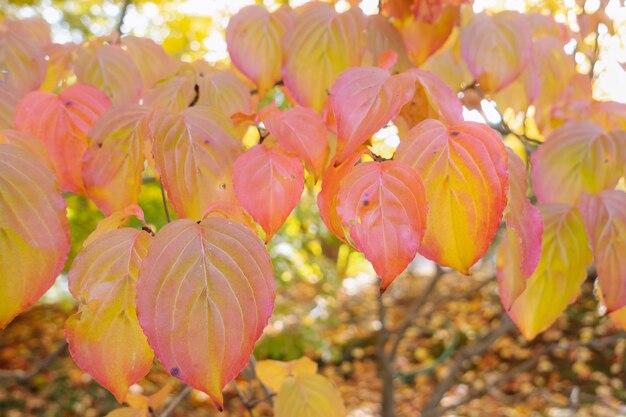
[1,268,625,417]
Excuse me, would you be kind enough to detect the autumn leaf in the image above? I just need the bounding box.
[496,149,542,310]
[579,190,626,313]
[256,356,318,393]
[274,372,346,417]
[531,122,626,205]
[330,66,415,162]
[508,205,592,340]
[336,160,428,290]
[13,83,112,194]
[233,144,304,241]
[282,2,365,112]
[226,5,293,97]
[136,218,275,408]
[151,106,243,220]
[461,11,532,93]
[264,107,330,180]
[74,42,143,105]
[396,119,508,274]
[66,228,153,402]
[0,145,69,329]
[83,105,151,215]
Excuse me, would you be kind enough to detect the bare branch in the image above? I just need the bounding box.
[423,331,626,417]
[116,0,132,36]
[158,385,192,417]
[0,339,67,381]
[422,315,515,413]
[389,267,445,359]
[159,180,172,223]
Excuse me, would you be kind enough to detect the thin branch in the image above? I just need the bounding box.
[0,339,68,381]
[389,268,445,359]
[422,315,515,413]
[231,380,256,417]
[116,0,132,36]
[159,180,171,223]
[464,84,542,147]
[158,385,192,417]
[423,331,626,417]
[589,23,601,81]
[248,356,274,405]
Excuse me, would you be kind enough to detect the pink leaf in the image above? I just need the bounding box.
[263,107,330,180]
[331,66,415,162]
[233,144,304,241]
[136,218,275,408]
[336,160,428,290]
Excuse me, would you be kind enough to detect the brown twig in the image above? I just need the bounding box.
[389,267,445,359]
[116,0,132,36]
[422,315,515,414]
[159,180,171,223]
[158,385,192,417]
[0,340,68,381]
[422,330,626,417]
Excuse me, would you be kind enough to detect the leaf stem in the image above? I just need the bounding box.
[160,180,171,223]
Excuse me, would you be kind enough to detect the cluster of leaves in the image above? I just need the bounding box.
[0,0,625,414]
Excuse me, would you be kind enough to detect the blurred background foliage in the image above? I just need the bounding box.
[1,0,626,416]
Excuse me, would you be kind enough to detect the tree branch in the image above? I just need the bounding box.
[158,385,192,417]
[422,315,515,413]
[159,180,171,223]
[116,0,132,36]
[0,339,68,381]
[423,330,626,417]
[389,267,445,359]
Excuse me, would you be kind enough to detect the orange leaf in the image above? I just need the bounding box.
[283,2,365,112]
[508,205,592,340]
[226,5,293,97]
[364,14,411,72]
[136,218,275,408]
[75,42,143,105]
[398,68,463,129]
[66,228,154,402]
[331,66,415,162]
[461,11,532,93]
[264,107,330,180]
[399,5,459,66]
[496,149,542,310]
[336,160,427,290]
[13,83,112,194]
[0,145,69,328]
[579,191,626,313]
[83,105,151,215]
[152,106,244,220]
[396,119,508,273]
[317,150,365,244]
[503,148,542,277]
[233,144,304,241]
[530,122,626,205]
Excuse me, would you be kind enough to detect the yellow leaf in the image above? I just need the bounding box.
[508,205,593,340]
[256,357,318,393]
[275,373,346,417]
